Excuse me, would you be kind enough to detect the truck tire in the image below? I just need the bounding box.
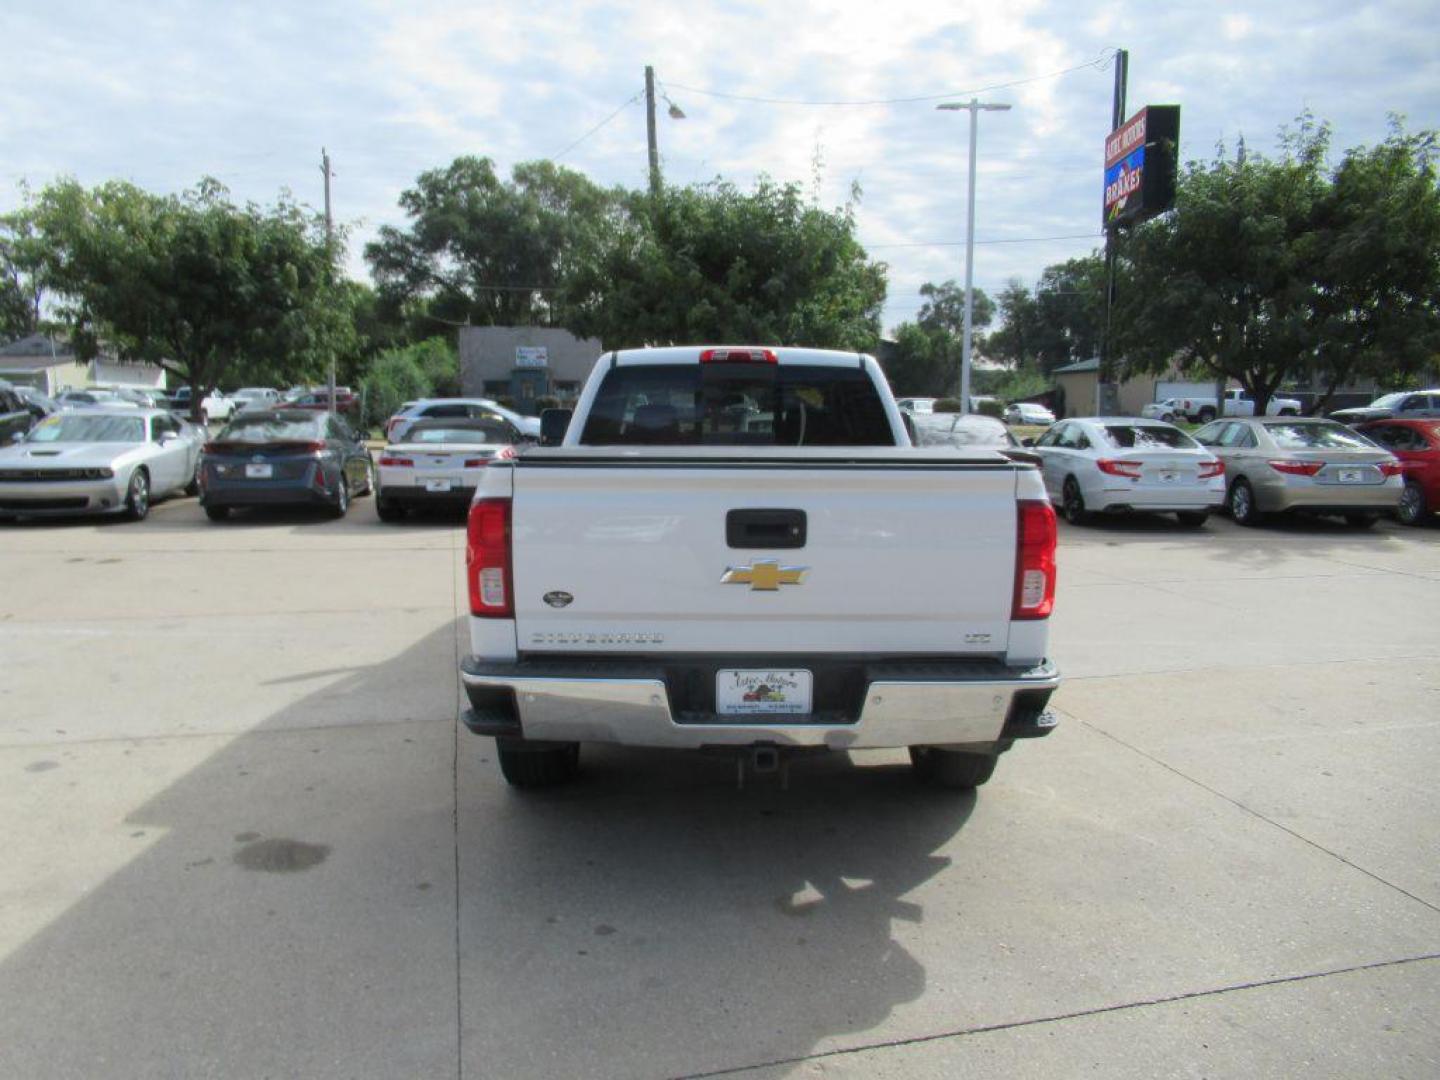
[909,746,998,790]
[497,739,580,788]
[1197,407,1217,423]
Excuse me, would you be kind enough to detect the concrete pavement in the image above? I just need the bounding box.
[0,499,1436,1078]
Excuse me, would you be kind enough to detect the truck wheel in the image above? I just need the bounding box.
[909,746,998,790]
[1228,479,1260,526]
[497,739,580,788]
[1062,477,1091,525]
[1175,511,1209,527]
[1197,407,1216,423]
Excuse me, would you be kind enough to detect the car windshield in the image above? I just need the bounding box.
[216,415,324,442]
[410,424,507,444]
[1103,425,1197,449]
[912,414,1015,448]
[27,413,145,443]
[1266,422,1374,449]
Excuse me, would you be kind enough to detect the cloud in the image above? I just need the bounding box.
[1,0,1434,337]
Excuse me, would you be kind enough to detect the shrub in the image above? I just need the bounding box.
[361,352,428,427]
[974,397,1004,419]
[933,398,962,413]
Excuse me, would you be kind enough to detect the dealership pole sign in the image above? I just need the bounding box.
[1103,104,1180,228]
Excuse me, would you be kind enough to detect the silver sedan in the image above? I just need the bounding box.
[0,407,203,521]
[1028,417,1225,526]
[1193,417,1403,527]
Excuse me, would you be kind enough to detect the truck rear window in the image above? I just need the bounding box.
[579,363,894,446]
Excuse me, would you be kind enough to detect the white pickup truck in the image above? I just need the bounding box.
[458,346,1060,791]
[1166,389,1302,423]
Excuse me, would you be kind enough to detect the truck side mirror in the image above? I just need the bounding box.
[540,408,572,447]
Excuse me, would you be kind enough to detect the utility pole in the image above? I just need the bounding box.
[937,98,1012,414]
[645,66,661,197]
[321,147,336,415]
[1097,49,1128,416]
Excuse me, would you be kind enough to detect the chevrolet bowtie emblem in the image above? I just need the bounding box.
[721,560,808,591]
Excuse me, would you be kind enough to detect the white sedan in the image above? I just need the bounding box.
[1027,417,1225,526]
[1140,399,1183,422]
[375,416,518,521]
[1004,402,1056,426]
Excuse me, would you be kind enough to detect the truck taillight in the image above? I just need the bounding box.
[699,347,778,364]
[467,498,513,618]
[1013,499,1057,621]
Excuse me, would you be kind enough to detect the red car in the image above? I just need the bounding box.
[283,387,360,417]
[1355,419,1440,525]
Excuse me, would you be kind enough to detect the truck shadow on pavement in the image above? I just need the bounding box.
[455,742,976,1078]
[0,619,975,1080]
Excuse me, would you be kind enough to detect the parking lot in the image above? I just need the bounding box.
[1,500,1437,1078]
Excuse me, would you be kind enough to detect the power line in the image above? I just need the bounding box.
[549,90,644,161]
[867,232,1104,250]
[665,51,1115,107]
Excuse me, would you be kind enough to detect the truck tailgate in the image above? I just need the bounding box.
[510,450,1018,656]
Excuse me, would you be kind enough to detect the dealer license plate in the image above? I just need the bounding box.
[244,463,272,478]
[424,478,453,493]
[716,669,813,716]
[1337,468,1364,483]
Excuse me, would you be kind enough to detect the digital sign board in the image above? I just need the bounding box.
[1103,105,1180,228]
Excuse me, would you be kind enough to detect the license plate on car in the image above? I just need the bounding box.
[716,669,812,716]
[1337,468,1363,483]
[244,463,272,478]
[424,478,452,493]
[1158,470,1179,483]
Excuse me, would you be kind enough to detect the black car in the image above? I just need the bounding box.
[0,384,33,445]
[198,409,373,521]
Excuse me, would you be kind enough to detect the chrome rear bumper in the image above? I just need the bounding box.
[460,657,1060,750]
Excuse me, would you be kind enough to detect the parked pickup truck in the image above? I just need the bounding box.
[1169,389,1302,423]
[458,346,1060,791]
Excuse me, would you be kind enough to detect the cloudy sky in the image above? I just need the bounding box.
[3,0,1436,336]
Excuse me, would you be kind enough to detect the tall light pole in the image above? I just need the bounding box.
[937,99,1011,413]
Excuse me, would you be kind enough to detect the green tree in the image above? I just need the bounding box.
[365,157,626,332]
[1115,116,1440,414]
[0,206,46,342]
[988,257,1104,375]
[881,321,950,396]
[916,279,994,340]
[35,178,346,418]
[1309,123,1440,408]
[566,178,887,351]
[360,348,430,428]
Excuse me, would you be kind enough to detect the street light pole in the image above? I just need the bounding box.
[937,99,1011,414]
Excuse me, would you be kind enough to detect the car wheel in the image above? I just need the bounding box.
[204,504,230,522]
[909,746,998,790]
[1228,479,1260,526]
[1197,407,1217,423]
[497,739,580,788]
[376,498,405,523]
[1344,513,1378,529]
[329,473,350,518]
[359,460,375,497]
[1175,511,1209,527]
[1062,477,1091,525]
[1161,412,1176,423]
[1396,480,1426,526]
[124,469,150,521]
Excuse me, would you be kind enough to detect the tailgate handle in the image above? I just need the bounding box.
[727,509,806,549]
